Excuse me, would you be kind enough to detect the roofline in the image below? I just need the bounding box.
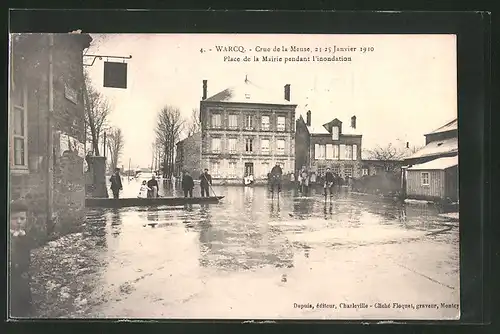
[408,164,458,171]
[424,118,458,136]
[424,128,457,137]
[310,133,362,137]
[200,100,297,107]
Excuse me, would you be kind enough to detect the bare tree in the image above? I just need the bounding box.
[364,141,423,173]
[155,105,185,178]
[83,71,111,156]
[107,127,125,172]
[186,108,201,137]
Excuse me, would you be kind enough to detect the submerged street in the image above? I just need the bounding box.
[30,180,459,320]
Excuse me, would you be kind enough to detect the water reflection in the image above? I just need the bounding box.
[110,208,122,238]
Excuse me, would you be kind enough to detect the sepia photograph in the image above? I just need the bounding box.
[8,32,460,320]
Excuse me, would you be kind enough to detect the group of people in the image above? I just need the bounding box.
[180,169,213,198]
[297,166,343,196]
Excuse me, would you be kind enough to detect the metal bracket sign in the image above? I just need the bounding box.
[83,54,132,89]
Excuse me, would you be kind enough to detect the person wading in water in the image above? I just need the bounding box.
[199,168,212,197]
[324,167,335,198]
[110,168,123,199]
[270,162,283,193]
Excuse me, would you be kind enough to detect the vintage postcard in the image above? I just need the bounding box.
[8,33,459,320]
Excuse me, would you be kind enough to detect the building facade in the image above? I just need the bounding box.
[296,110,363,179]
[175,132,202,179]
[198,78,297,184]
[403,119,458,202]
[9,33,91,235]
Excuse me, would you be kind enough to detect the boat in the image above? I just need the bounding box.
[85,196,224,208]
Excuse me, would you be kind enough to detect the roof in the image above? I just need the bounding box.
[405,137,458,160]
[297,112,361,136]
[204,78,296,106]
[425,118,457,135]
[408,156,458,171]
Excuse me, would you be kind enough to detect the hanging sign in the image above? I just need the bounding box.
[103,61,128,89]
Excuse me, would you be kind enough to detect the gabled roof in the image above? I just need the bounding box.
[204,78,296,106]
[408,155,458,171]
[296,107,361,136]
[405,137,458,160]
[425,118,457,135]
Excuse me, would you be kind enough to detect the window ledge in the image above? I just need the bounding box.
[10,166,29,175]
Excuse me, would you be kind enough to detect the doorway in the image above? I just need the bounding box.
[244,162,254,177]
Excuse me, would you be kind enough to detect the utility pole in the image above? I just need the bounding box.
[46,33,54,232]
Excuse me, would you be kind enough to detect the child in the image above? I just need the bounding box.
[9,200,33,318]
[138,180,150,198]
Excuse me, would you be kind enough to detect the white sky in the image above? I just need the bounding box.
[85,34,457,168]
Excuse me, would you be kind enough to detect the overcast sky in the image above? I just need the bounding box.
[86,34,457,168]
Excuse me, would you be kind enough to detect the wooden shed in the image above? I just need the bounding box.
[405,155,458,202]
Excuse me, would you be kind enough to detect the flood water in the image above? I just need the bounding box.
[29,178,460,320]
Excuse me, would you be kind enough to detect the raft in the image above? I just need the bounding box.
[85,196,224,208]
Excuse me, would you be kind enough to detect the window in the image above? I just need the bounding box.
[245,115,253,129]
[421,172,430,186]
[245,138,253,152]
[261,139,270,154]
[261,115,270,131]
[11,83,27,168]
[211,138,221,153]
[339,144,346,160]
[326,144,334,159]
[277,139,285,154]
[211,114,221,128]
[332,126,339,140]
[345,145,353,160]
[332,166,340,175]
[317,167,325,176]
[228,114,238,129]
[228,162,237,178]
[344,166,353,178]
[314,144,326,160]
[362,168,369,176]
[228,138,237,153]
[352,144,358,160]
[211,161,220,177]
[277,116,286,131]
[333,145,339,159]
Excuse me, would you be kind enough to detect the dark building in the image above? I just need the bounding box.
[295,110,362,178]
[9,33,92,233]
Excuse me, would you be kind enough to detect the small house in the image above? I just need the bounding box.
[405,155,458,203]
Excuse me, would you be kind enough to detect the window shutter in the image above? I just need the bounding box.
[353,144,358,160]
[315,144,320,159]
[339,144,346,160]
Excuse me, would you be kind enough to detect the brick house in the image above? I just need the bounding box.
[295,110,362,179]
[9,33,91,234]
[403,118,458,202]
[195,78,297,184]
[175,132,202,179]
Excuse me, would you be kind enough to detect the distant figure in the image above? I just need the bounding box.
[199,168,212,197]
[310,172,317,184]
[270,163,283,193]
[299,167,309,194]
[182,171,194,198]
[138,180,150,198]
[324,167,335,196]
[109,168,123,199]
[147,175,159,198]
[9,200,33,317]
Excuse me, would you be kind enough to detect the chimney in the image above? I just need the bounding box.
[406,142,409,149]
[306,110,311,126]
[351,115,357,129]
[284,84,291,101]
[202,80,207,100]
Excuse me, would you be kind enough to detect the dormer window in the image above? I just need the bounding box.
[331,126,339,140]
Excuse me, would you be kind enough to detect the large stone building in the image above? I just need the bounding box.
[9,33,91,235]
[295,110,362,178]
[197,78,298,184]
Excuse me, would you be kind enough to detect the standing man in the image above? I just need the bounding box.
[270,162,283,193]
[147,175,159,198]
[109,168,123,199]
[324,167,335,197]
[182,171,195,198]
[199,168,212,197]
